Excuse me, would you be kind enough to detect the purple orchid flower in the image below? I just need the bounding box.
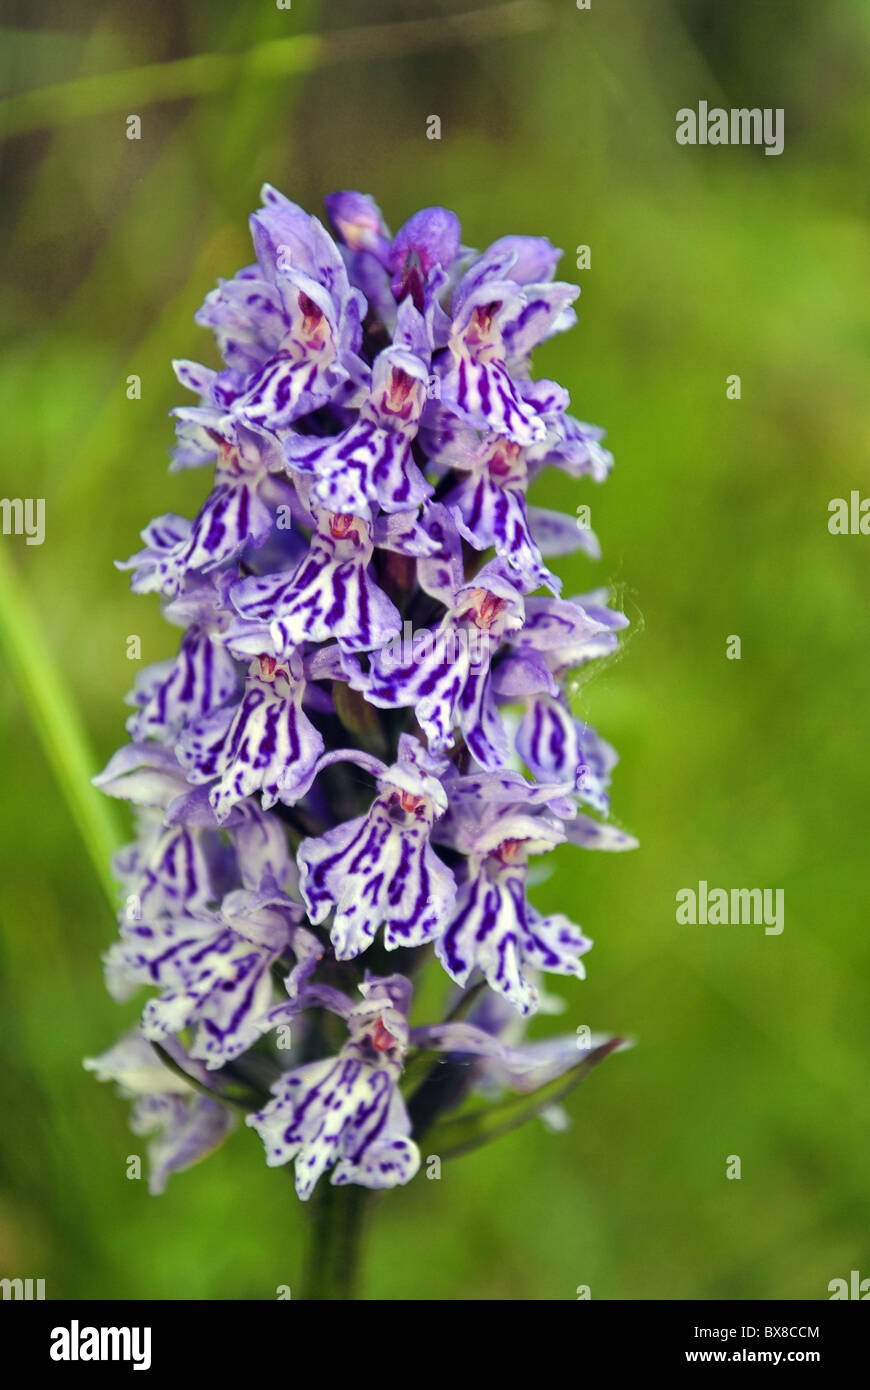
[362,554,526,767]
[436,243,579,444]
[229,508,401,655]
[425,421,565,589]
[124,579,240,743]
[94,743,232,921]
[432,769,591,1014]
[192,186,370,431]
[118,424,289,598]
[247,975,420,1198]
[176,651,325,823]
[284,303,434,519]
[248,970,561,1199]
[90,190,635,1243]
[297,735,456,959]
[106,886,309,1069]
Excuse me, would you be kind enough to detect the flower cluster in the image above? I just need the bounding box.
[87,187,635,1200]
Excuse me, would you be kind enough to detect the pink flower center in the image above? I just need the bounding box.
[383,367,417,419]
[297,292,329,350]
[488,441,522,479]
[371,1017,395,1052]
[473,591,507,630]
[467,301,502,348]
[498,838,523,863]
[254,654,288,683]
[329,513,356,539]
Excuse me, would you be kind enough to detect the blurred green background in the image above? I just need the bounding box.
[1,0,868,1300]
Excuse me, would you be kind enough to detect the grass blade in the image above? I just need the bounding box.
[0,546,124,907]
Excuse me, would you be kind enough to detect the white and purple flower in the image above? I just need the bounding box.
[90,186,634,1210]
[248,976,420,1198]
[297,736,456,958]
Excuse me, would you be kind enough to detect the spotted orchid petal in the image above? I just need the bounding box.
[125,628,239,742]
[285,341,433,517]
[176,651,325,822]
[297,737,456,958]
[230,511,401,654]
[247,977,420,1198]
[437,847,592,1016]
[362,560,524,764]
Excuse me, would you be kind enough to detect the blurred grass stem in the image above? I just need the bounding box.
[0,3,549,139]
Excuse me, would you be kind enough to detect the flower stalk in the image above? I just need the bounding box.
[303,1182,370,1302]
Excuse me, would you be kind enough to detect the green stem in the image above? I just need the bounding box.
[302,1181,370,1301]
[148,1043,262,1112]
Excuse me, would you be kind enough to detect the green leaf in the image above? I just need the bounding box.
[420,1037,627,1159]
